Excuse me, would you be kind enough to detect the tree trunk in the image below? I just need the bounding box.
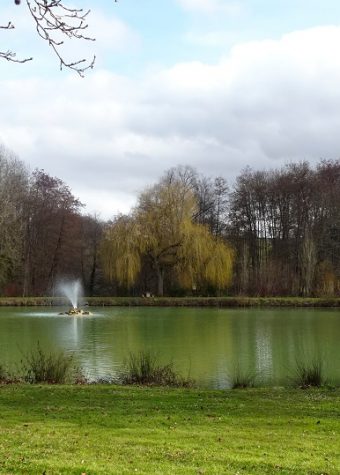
[300,232,316,296]
[156,265,164,296]
[22,222,32,297]
[88,252,97,297]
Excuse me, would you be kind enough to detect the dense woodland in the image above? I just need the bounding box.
[1,146,339,297]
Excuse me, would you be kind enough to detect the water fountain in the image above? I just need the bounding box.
[57,280,90,316]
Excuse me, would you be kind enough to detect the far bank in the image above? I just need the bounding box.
[1,296,340,307]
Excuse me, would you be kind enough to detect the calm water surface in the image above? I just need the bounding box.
[0,306,339,388]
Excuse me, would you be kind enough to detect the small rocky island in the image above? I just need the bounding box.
[59,308,91,316]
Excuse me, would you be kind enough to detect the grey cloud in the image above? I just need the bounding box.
[2,27,340,217]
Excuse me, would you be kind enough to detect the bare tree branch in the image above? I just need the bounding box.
[0,21,14,29]
[0,18,32,62]
[0,50,33,62]
[1,0,98,76]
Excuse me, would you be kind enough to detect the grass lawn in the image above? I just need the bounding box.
[0,385,339,474]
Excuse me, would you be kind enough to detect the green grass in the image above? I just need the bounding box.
[0,385,339,474]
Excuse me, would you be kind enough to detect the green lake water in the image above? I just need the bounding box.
[0,306,339,388]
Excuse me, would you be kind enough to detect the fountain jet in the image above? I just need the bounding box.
[59,280,82,309]
[57,279,90,315]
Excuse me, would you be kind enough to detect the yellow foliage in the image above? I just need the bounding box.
[315,260,336,297]
[101,216,142,287]
[177,220,234,290]
[136,181,197,258]
[204,240,234,289]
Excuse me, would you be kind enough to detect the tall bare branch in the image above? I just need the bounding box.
[1,0,97,75]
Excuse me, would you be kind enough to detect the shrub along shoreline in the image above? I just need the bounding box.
[1,295,340,307]
[1,345,337,389]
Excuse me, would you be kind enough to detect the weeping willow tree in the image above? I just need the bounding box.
[177,220,233,291]
[101,170,234,296]
[100,216,143,288]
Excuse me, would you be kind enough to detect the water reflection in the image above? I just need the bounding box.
[255,325,273,381]
[0,307,339,388]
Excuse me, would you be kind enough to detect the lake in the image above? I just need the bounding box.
[0,306,339,388]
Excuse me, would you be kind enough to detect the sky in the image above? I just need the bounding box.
[1,0,340,218]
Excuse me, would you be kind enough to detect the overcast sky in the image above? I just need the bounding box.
[1,1,340,218]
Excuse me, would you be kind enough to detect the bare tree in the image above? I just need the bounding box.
[0,147,29,294]
[1,0,103,76]
[22,169,83,296]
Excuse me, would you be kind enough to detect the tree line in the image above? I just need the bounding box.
[1,147,339,297]
[0,147,102,297]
